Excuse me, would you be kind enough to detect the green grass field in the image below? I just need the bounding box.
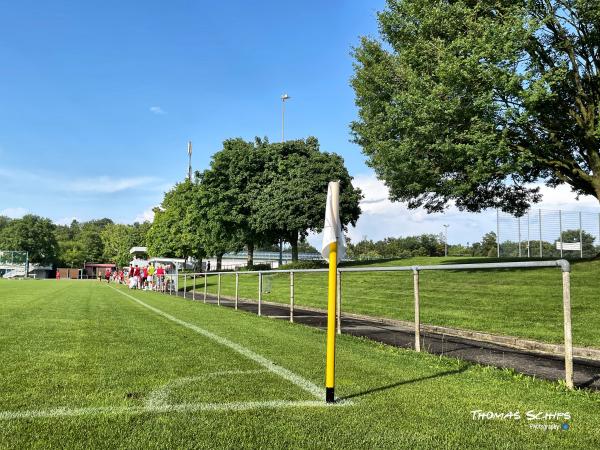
[182,257,600,348]
[1,279,599,448]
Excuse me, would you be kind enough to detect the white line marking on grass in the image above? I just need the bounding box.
[0,400,352,421]
[146,370,269,408]
[107,285,324,400]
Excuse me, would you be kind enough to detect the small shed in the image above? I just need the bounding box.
[84,263,117,278]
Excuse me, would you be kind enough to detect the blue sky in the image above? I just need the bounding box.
[1,0,597,245]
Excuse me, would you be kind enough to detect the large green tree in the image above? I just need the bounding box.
[0,215,58,265]
[253,138,362,261]
[78,219,113,262]
[147,179,205,262]
[101,224,134,267]
[198,138,271,266]
[352,0,600,214]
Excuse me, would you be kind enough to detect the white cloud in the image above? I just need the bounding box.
[535,184,599,210]
[134,208,155,223]
[0,207,28,218]
[149,106,166,115]
[0,167,162,195]
[67,176,160,194]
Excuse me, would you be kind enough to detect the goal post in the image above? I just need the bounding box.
[0,250,29,279]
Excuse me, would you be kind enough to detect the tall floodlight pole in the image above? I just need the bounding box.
[281,93,290,142]
[443,224,449,257]
[187,141,193,181]
[279,94,291,266]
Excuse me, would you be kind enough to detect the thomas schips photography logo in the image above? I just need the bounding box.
[471,410,571,431]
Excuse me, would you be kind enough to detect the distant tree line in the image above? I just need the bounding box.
[147,137,362,269]
[347,234,446,259]
[0,215,150,267]
[347,230,599,260]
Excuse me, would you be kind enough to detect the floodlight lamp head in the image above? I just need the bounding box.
[281,93,290,101]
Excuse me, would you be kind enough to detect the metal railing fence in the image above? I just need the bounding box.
[182,260,574,388]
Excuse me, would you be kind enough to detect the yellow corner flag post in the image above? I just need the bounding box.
[322,181,343,403]
[326,241,337,403]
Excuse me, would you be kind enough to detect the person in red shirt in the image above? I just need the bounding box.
[105,268,111,283]
[56,270,61,280]
[142,266,148,289]
[133,265,141,288]
[156,265,165,292]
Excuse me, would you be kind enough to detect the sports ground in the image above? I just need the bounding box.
[1,279,599,448]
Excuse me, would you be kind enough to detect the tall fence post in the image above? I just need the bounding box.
[203,273,207,303]
[559,210,564,258]
[217,273,221,306]
[496,209,500,258]
[184,274,187,297]
[527,212,530,258]
[235,273,239,310]
[539,209,543,258]
[562,268,574,389]
[336,271,342,335]
[518,216,522,257]
[290,271,294,323]
[579,211,583,259]
[413,268,421,352]
[192,274,196,301]
[258,272,262,316]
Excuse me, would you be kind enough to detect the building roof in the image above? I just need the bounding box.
[129,246,148,255]
[148,257,186,264]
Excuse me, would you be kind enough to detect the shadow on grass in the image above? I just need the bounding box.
[338,366,468,401]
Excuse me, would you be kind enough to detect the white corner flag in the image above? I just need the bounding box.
[321,181,345,264]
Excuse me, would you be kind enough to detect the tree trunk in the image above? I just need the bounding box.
[216,254,222,271]
[290,232,299,262]
[247,242,254,268]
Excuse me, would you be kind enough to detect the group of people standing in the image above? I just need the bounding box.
[102,264,168,292]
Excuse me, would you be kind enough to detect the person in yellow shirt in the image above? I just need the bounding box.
[147,263,156,290]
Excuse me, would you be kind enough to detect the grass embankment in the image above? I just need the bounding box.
[181,257,600,348]
[0,280,598,448]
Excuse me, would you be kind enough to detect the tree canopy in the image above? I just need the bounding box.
[0,215,58,265]
[147,179,205,262]
[252,138,362,260]
[352,0,600,215]
[152,136,361,265]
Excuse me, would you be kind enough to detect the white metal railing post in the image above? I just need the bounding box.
[204,273,207,303]
[235,273,239,310]
[290,271,295,323]
[193,274,196,301]
[258,272,262,316]
[336,270,342,335]
[562,269,574,389]
[217,273,221,306]
[413,268,421,352]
